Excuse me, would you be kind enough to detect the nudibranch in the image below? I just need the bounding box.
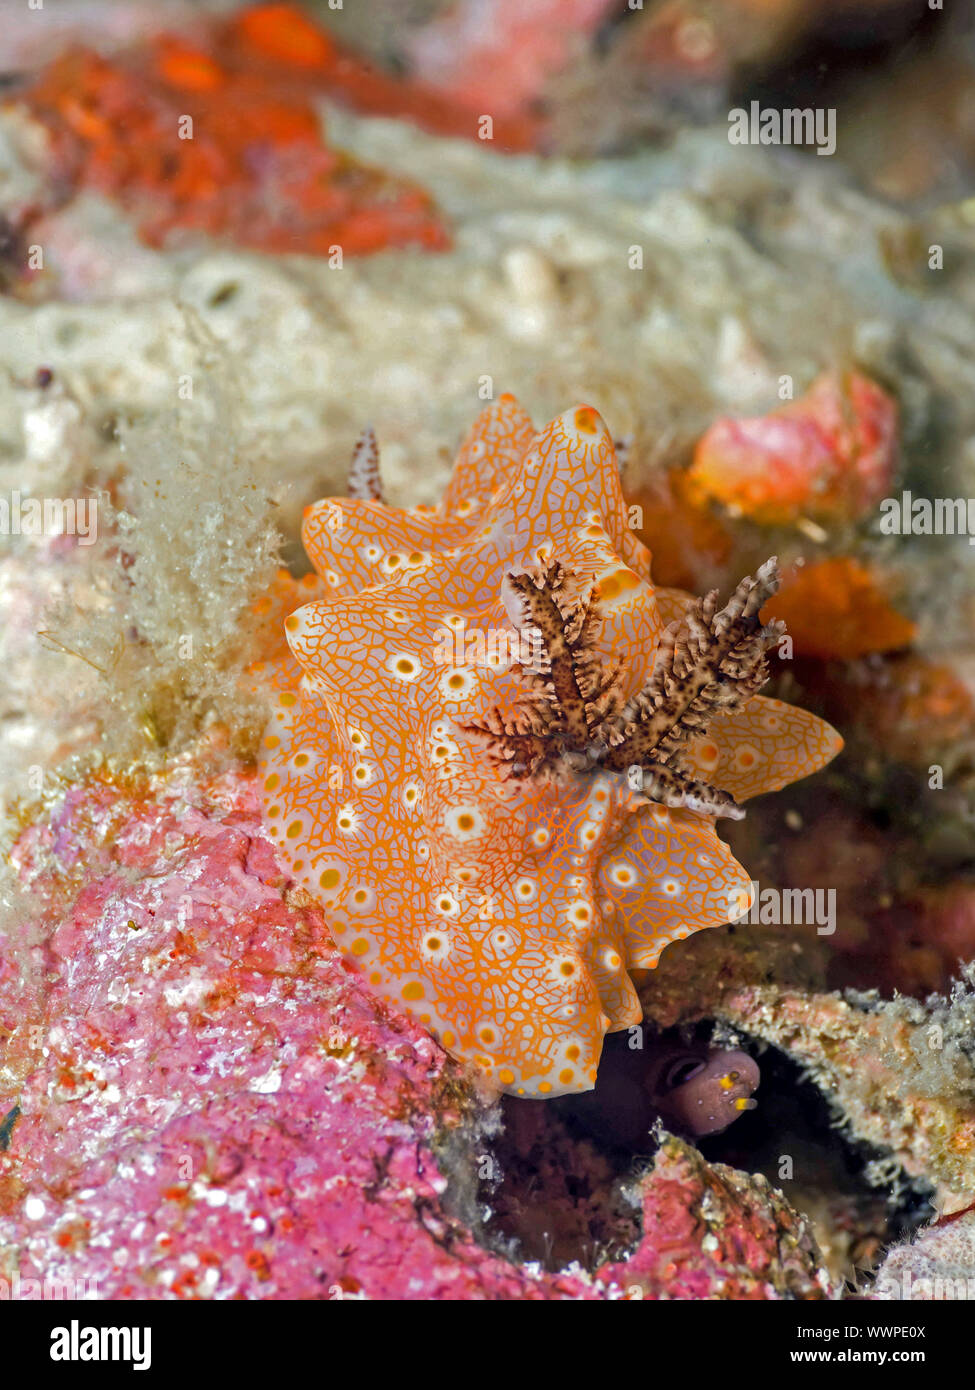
[256,395,842,1098]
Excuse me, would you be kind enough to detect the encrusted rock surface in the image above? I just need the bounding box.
[0,767,831,1299]
[870,1207,975,1300]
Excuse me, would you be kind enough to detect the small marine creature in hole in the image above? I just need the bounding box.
[561,1028,760,1146]
[255,395,842,1099]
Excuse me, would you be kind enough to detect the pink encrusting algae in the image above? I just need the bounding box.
[404,0,619,121]
[688,370,898,525]
[255,395,842,1099]
[0,773,830,1300]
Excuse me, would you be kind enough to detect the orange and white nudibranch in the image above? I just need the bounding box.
[257,396,842,1098]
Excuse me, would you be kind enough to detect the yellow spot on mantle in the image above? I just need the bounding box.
[598,567,641,603]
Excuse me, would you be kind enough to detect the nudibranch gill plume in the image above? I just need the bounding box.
[256,395,842,1098]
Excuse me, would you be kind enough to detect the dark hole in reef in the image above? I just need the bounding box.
[731,0,942,115]
[477,1024,933,1282]
[590,2,648,58]
[696,1036,934,1287]
[207,281,240,308]
[99,410,122,443]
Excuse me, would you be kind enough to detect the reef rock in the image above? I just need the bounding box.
[870,1207,975,1300]
[0,766,829,1299]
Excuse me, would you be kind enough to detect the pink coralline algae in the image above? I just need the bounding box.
[405,0,618,122]
[688,370,898,525]
[597,1137,829,1301]
[0,770,831,1299]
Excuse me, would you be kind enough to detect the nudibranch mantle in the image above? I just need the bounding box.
[258,395,841,1098]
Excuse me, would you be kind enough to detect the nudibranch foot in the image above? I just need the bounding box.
[259,395,843,1098]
